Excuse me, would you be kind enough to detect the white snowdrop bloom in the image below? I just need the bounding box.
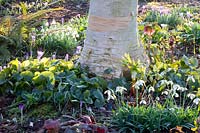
[148,86,155,93]
[173,84,180,91]
[140,99,147,105]
[179,12,184,17]
[156,97,160,101]
[187,93,196,100]
[193,98,200,105]
[51,19,57,25]
[169,108,175,112]
[104,90,116,101]
[167,81,173,86]
[186,75,195,83]
[160,24,168,28]
[173,93,179,98]
[179,87,188,92]
[162,91,169,96]
[160,80,168,85]
[45,21,49,27]
[116,86,127,95]
[29,122,34,127]
[134,80,145,90]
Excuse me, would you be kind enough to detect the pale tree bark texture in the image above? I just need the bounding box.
[78,0,149,78]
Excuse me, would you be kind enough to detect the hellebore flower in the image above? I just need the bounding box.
[144,25,155,36]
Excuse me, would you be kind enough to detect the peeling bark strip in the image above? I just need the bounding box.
[88,15,132,32]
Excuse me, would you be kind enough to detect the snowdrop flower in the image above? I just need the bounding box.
[3,66,6,69]
[169,108,175,112]
[148,86,155,93]
[173,93,179,98]
[187,93,196,100]
[187,75,195,83]
[75,46,82,54]
[44,2,48,7]
[52,53,56,60]
[167,80,173,86]
[161,24,168,28]
[160,80,168,86]
[156,97,160,101]
[37,50,44,60]
[45,21,49,27]
[116,86,127,95]
[193,98,200,105]
[104,90,116,101]
[173,84,180,91]
[64,54,69,61]
[179,12,184,17]
[162,91,169,96]
[29,122,34,127]
[134,80,145,90]
[140,99,147,105]
[179,87,188,92]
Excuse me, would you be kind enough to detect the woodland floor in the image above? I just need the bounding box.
[0,0,200,132]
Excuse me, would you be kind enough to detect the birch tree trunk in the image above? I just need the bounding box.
[78,0,149,78]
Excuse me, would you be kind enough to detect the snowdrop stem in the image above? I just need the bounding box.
[136,88,139,107]
[20,109,23,126]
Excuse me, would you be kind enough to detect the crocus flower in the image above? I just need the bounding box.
[25,53,29,60]
[31,35,36,42]
[64,54,69,61]
[19,103,24,111]
[19,103,24,125]
[144,25,155,36]
[186,12,192,18]
[0,66,2,71]
[61,18,64,25]
[75,46,82,54]
[52,53,56,60]
[37,50,44,60]
[51,19,57,25]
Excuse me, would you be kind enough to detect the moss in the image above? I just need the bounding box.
[27,103,58,119]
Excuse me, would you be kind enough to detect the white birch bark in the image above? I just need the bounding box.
[78,0,149,78]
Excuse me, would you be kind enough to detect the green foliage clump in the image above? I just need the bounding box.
[0,8,62,65]
[112,104,198,133]
[36,16,87,55]
[0,57,108,110]
[144,11,183,28]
